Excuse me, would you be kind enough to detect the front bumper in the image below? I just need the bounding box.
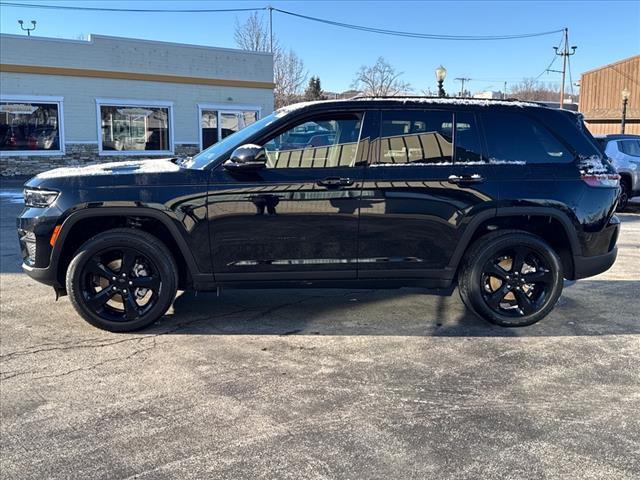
[22,262,59,287]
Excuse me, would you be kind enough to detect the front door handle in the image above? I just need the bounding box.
[448,174,484,185]
[317,177,354,188]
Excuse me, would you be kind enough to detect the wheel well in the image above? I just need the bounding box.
[56,216,191,289]
[464,215,575,279]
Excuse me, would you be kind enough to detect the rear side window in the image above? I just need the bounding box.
[454,112,483,163]
[483,111,572,164]
[379,110,453,164]
[618,139,640,157]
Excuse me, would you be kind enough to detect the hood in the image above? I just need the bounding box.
[34,158,182,180]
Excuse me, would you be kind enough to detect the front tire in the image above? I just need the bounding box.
[458,230,563,327]
[66,228,178,332]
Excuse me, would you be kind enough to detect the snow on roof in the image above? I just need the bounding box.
[275,97,542,116]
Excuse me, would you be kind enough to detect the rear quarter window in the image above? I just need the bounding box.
[482,111,572,164]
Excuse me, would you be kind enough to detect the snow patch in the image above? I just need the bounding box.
[371,159,526,167]
[275,97,541,118]
[36,159,181,179]
[577,155,609,175]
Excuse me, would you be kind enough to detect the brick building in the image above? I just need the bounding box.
[0,34,274,176]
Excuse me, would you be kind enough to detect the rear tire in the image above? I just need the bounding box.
[617,178,630,211]
[458,230,563,327]
[66,228,178,332]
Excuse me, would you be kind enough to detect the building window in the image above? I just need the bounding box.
[199,105,260,150]
[97,100,173,155]
[0,96,64,155]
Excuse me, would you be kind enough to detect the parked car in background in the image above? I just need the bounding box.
[18,98,620,332]
[595,134,640,210]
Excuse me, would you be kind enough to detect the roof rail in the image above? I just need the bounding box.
[347,95,528,103]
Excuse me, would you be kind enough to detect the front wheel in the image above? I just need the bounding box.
[66,228,178,332]
[458,231,563,327]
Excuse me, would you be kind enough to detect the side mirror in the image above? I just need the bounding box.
[223,144,267,171]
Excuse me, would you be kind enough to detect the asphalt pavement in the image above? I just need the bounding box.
[1,184,639,479]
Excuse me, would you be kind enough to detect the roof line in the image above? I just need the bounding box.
[580,54,640,77]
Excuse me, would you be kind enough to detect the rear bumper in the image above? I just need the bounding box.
[573,246,618,280]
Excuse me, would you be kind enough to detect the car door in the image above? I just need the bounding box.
[208,109,373,281]
[357,108,499,283]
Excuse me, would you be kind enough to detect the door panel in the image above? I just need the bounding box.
[208,166,363,280]
[357,109,499,279]
[208,110,372,281]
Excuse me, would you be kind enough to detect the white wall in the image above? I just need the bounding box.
[1,72,273,144]
[0,33,273,82]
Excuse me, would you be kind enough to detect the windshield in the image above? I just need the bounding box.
[184,112,280,169]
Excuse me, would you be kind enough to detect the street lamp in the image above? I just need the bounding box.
[435,65,447,97]
[621,88,630,134]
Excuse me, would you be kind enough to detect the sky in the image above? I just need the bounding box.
[1,0,639,95]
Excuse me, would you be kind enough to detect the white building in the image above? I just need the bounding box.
[0,33,274,175]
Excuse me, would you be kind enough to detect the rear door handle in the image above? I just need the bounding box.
[448,174,484,185]
[317,177,354,188]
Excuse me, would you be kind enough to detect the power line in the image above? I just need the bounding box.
[273,8,565,41]
[534,34,564,81]
[0,2,266,13]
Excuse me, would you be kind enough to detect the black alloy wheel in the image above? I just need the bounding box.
[617,180,630,211]
[67,229,177,332]
[480,246,553,318]
[458,230,563,327]
[80,247,161,322]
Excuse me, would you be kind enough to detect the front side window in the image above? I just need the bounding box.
[0,100,62,152]
[618,139,640,157]
[483,111,572,164]
[379,110,453,164]
[99,104,171,153]
[201,109,259,149]
[263,113,363,168]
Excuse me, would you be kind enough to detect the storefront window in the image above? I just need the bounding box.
[99,104,171,153]
[200,109,259,150]
[0,100,62,152]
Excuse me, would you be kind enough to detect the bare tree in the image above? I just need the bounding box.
[352,57,411,96]
[233,12,270,52]
[509,78,564,102]
[273,49,307,108]
[234,13,307,108]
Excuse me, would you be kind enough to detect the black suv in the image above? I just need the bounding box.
[18,98,621,332]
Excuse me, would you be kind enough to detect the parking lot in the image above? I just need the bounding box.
[1,184,639,479]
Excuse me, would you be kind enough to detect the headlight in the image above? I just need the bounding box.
[23,188,59,208]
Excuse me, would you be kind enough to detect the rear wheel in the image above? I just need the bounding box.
[66,229,178,332]
[617,177,630,211]
[458,231,563,327]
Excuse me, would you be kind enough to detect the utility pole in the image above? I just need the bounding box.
[455,77,471,97]
[503,81,507,99]
[268,6,273,53]
[554,28,577,109]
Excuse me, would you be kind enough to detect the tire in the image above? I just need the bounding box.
[458,230,563,327]
[66,228,178,332]
[617,178,630,212]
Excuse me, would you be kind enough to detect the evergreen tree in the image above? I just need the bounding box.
[304,76,325,101]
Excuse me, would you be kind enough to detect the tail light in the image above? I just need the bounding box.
[581,173,620,188]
